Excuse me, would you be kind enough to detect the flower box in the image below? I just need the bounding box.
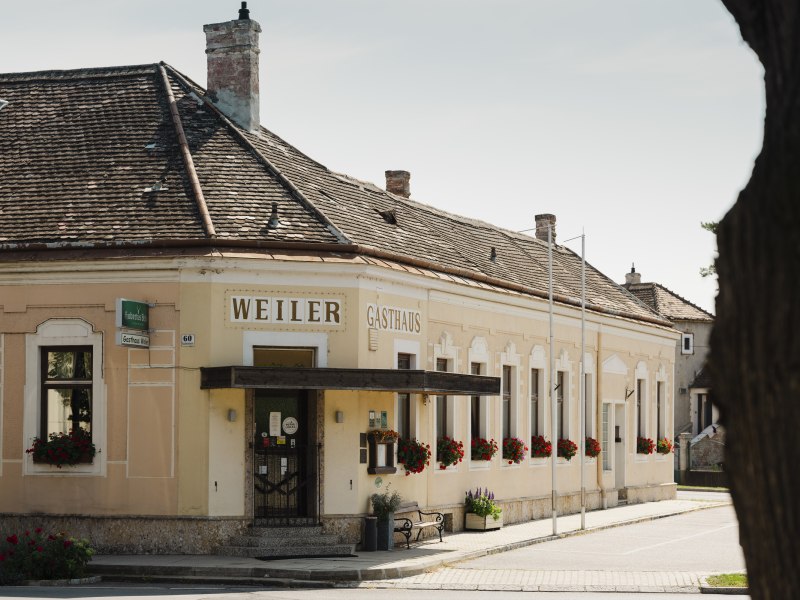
[465,512,503,530]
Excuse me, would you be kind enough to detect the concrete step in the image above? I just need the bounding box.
[248,525,325,537]
[226,533,341,548]
[217,544,356,559]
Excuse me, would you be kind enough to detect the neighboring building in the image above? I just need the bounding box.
[0,7,678,555]
[621,267,719,465]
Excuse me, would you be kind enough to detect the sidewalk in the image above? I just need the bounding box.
[90,492,731,587]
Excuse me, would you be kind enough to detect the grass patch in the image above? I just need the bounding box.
[677,485,729,492]
[706,573,748,588]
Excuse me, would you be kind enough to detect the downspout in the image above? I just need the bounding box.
[596,326,606,509]
[158,65,216,237]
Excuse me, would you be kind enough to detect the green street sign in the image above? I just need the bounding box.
[116,298,150,331]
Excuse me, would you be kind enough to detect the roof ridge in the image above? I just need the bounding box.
[162,64,350,245]
[0,64,159,82]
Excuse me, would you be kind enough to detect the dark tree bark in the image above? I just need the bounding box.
[711,2,800,599]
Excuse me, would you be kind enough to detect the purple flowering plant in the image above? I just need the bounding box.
[464,487,502,521]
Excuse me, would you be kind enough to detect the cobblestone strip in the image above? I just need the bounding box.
[356,569,708,593]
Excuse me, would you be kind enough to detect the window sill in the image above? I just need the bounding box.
[435,462,460,472]
[32,455,93,466]
[529,457,549,466]
[469,460,491,470]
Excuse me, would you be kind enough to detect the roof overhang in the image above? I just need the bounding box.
[200,366,500,396]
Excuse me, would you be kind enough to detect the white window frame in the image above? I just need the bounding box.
[499,342,521,441]
[24,319,106,476]
[433,332,458,453]
[635,361,649,441]
[583,352,595,438]
[394,339,420,439]
[555,350,572,442]
[468,336,490,443]
[529,345,546,439]
[681,333,694,355]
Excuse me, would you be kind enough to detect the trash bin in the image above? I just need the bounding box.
[363,516,377,551]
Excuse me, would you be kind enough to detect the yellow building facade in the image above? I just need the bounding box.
[0,8,677,553]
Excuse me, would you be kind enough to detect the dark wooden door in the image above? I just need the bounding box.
[253,389,315,525]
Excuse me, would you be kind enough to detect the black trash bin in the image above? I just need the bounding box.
[363,516,377,551]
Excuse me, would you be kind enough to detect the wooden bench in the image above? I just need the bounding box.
[393,501,445,549]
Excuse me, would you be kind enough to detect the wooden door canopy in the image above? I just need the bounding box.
[201,366,500,396]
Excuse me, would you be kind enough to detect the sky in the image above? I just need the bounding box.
[0,1,764,313]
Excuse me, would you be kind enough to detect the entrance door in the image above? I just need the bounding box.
[253,389,317,525]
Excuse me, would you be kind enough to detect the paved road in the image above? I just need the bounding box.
[359,504,746,594]
[0,587,727,600]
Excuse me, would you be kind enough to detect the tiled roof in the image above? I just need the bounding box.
[624,282,713,323]
[0,63,668,326]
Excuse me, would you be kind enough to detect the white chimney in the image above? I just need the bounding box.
[203,2,261,133]
[625,264,642,285]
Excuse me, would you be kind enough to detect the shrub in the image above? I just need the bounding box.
[557,438,578,461]
[502,437,528,464]
[656,437,673,454]
[25,429,96,468]
[0,529,94,584]
[397,438,431,475]
[465,487,502,521]
[585,436,601,458]
[530,435,552,458]
[370,484,402,521]
[470,437,498,461]
[637,436,655,455]
[436,436,465,468]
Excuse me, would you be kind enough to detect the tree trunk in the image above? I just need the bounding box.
[712,2,800,599]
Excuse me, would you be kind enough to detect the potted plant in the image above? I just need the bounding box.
[369,429,400,443]
[470,437,498,461]
[371,484,402,550]
[464,487,503,530]
[585,436,601,458]
[26,428,96,468]
[436,436,464,469]
[502,437,528,464]
[656,437,673,455]
[530,435,552,458]
[557,438,578,461]
[397,438,431,475]
[637,436,655,455]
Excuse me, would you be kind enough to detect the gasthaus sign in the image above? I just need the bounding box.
[229,295,342,325]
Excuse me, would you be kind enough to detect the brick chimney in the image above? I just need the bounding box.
[625,264,642,285]
[534,213,556,243]
[203,2,261,133]
[385,170,411,198]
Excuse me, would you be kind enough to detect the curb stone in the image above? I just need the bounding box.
[21,576,102,586]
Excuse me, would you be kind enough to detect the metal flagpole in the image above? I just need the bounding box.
[549,222,557,535]
[580,231,586,530]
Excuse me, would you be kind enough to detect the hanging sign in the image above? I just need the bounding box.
[116,298,150,331]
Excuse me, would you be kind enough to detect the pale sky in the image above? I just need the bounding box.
[0,1,764,313]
